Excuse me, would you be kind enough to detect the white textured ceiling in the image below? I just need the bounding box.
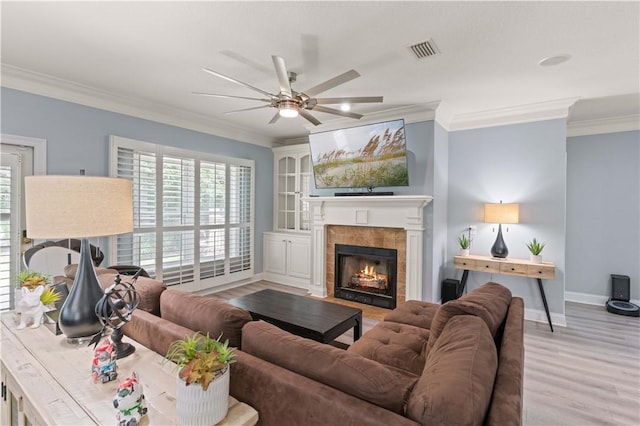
[1,1,639,145]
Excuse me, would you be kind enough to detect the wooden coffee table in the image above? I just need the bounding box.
[228,289,362,343]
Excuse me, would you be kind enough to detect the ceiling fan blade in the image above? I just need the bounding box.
[224,105,271,115]
[272,56,293,98]
[268,112,281,124]
[311,105,363,120]
[202,68,275,98]
[301,69,360,98]
[299,109,322,126]
[193,92,271,102]
[314,96,383,105]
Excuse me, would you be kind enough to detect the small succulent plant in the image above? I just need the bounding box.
[526,238,546,255]
[165,332,235,391]
[457,234,471,249]
[17,270,49,289]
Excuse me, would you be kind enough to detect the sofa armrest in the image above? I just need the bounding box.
[121,310,194,357]
[231,350,419,426]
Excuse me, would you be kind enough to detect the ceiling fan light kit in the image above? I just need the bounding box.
[196,55,383,126]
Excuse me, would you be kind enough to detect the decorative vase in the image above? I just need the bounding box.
[176,367,230,425]
[530,254,542,263]
[460,248,470,256]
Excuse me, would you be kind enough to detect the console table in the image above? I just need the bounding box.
[454,255,556,332]
[0,313,258,425]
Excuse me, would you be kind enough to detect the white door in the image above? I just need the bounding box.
[1,136,46,311]
[0,150,22,310]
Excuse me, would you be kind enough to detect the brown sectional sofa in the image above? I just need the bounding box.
[231,282,524,426]
[83,274,523,426]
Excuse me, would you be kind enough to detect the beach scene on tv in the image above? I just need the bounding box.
[310,119,409,189]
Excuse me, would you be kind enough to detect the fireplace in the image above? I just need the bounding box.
[334,244,397,309]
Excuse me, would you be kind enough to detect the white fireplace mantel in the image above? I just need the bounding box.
[303,195,433,301]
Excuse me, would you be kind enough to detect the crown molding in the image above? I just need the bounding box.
[440,97,580,132]
[567,114,640,137]
[1,64,275,148]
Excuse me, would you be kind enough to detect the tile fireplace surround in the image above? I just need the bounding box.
[304,195,433,301]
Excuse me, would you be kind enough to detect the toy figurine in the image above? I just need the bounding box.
[16,286,45,329]
[114,372,148,426]
[91,340,117,383]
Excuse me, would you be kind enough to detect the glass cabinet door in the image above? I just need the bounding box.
[274,148,311,232]
[298,154,311,231]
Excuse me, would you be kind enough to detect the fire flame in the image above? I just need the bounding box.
[360,265,376,278]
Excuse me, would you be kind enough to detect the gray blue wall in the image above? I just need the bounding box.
[1,87,274,270]
[447,119,568,318]
[567,130,640,301]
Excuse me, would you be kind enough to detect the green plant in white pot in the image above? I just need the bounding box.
[526,238,545,263]
[457,234,472,256]
[165,332,235,425]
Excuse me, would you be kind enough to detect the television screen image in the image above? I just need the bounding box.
[309,119,409,189]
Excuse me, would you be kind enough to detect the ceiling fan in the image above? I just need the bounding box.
[194,55,383,126]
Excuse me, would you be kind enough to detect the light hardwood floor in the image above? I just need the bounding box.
[211,281,640,426]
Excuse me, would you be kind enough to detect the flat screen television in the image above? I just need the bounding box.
[308,119,409,189]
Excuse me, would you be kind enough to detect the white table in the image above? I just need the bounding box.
[0,312,258,425]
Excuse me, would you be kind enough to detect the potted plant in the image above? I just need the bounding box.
[16,270,60,311]
[457,234,472,256]
[526,238,546,263]
[165,332,235,425]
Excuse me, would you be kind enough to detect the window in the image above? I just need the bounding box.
[109,136,254,289]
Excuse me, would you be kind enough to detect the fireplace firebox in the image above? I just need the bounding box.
[334,244,397,309]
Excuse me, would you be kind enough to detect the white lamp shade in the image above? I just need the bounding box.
[484,203,519,224]
[25,175,133,239]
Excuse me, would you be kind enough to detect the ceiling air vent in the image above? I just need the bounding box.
[409,39,439,59]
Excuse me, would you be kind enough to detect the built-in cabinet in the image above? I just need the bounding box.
[263,232,311,287]
[264,145,312,288]
[273,145,311,232]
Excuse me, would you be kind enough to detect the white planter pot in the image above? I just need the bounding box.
[530,254,542,264]
[176,366,230,425]
[459,248,470,256]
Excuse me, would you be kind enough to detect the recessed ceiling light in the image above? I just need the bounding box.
[538,54,571,67]
[340,104,351,112]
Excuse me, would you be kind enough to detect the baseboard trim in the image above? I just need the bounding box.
[524,308,567,328]
[565,291,640,306]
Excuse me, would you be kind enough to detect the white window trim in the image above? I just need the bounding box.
[108,135,255,292]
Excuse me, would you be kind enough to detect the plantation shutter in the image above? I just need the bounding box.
[110,136,254,290]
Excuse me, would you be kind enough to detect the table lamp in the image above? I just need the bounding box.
[484,201,519,259]
[24,176,133,343]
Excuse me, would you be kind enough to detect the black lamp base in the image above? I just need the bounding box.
[490,224,509,259]
[58,238,104,342]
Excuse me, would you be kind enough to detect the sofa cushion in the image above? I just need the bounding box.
[383,300,440,329]
[347,321,430,375]
[242,320,418,414]
[160,289,252,349]
[486,297,525,426]
[63,263,118,279]
[406,315,498,426]
[122,309,195,357]
[426,282,512,354]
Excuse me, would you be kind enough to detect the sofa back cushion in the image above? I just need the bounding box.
[242,320,418,414]
[160,289,252,348]
[407,315,498,426]
[486,297,525,426]
[426,282,512,354]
